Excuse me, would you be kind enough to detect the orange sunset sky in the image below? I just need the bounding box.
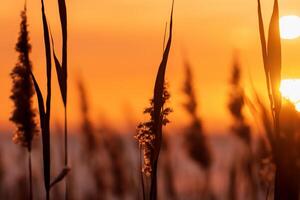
[1,0,300,134]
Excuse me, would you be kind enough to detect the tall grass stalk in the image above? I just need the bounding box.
[30,1,70,199]
[29,1,52,199]
[255,0,300,199]
[135,1,174,199]
[257,0,281,137]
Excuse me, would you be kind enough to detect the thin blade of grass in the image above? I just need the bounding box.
[57,0,67,105]
[40,0,52,197]
[153,0,174,146]
[55,1,68,199]
[257,0,273,109]
[267,0,281,112]
[162,22,168,52]
[50,33,65,103]
[29,71,45,131]
[49,167,71,188]
[257,0,268,73]
[253,92,274,147]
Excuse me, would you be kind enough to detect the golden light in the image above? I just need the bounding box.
[280,79,300,111]
[279,15,300,39]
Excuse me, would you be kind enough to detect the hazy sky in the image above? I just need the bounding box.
[1,0,300,134]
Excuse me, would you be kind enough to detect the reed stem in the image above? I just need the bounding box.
[28,151,33,200]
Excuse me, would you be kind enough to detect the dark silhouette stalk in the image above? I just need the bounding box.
[150,3,173,199]
[29,0,56,198]
[135,2,174,199]
[255,0,300,199]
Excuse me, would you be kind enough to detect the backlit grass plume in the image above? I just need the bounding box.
[77,75,98,156]
[228,57,251,144]
[136,84,172,177]
[182,59,212,169]
[77,76,108,199]
[10,5,37,200]
[135,1,174,199]
[228,57,259,199]
[182,58,213,199]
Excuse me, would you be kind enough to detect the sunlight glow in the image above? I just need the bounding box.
[279,15,300,39]
[280,79,300,111]
[295,103,300,112]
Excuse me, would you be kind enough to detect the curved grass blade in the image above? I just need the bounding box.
[50,167,71,188]
[29,71,45,132]
[50,33,65,104]
[152,0,174,150]
[257,0,273,109]
[56,0,67,106]
[267,0,281,113]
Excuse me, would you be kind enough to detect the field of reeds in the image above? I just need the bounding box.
[2,0,300,199]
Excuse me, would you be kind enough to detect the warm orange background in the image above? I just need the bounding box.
[1,0,300,134]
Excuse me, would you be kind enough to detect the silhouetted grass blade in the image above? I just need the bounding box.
[55,0,67,105]
[40,1,52,199]
[267,0,281,113]
[50,167,71,188]
[50,33,65,104]
[152,0,174,153]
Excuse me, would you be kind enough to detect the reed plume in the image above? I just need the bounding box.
[77,76,98,156]
[182,58,214,199]
[182,59,212,170]
[228,57,259,199]
[77,76,108,199]
[135,1,174,199]
[228,57,251,144]
[10,5,37,200]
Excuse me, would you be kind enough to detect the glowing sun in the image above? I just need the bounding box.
[280,79,300,111]
[280,15,300,39]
